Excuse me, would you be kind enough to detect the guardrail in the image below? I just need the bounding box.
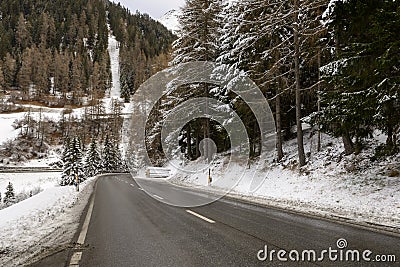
[0,167,62,173]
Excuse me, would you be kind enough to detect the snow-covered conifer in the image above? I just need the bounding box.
[101,135,120,172]
[84,138,102,177]
[61,137,85,186]
[3,182,16,206]
[171,0,223,65]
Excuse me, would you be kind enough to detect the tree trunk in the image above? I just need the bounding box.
[38,108,43,148]
[334,18,353,156]
[386,124,393,148]
[342,130,354,155]
[204,83,210,162]
[294,0,306,167]
[187,125,192,160]
[276,91,284,161]
[274,37,284,162]
[195,130,200,158]
[393,126,398,148]
[317,48,322,152]
[386,104,394,148]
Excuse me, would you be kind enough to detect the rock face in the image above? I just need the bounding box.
[158,9,181,34]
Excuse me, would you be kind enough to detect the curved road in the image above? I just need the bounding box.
[32,174,399,266]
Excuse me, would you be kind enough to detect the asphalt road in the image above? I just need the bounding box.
[32,174,399,267]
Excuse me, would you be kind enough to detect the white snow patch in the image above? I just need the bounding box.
[0,176,96,266]
[107,34,121,99]
[0,113,21,145]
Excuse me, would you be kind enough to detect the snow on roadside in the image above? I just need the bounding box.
[169,133,400,230]
[0,176,96,266]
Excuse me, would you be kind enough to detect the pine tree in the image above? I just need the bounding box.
[110,98,124,139]
[171,0,222,65]
[54,52,70,99]
[3,182,16,206]
[169,0,223,161]
[91,61,103,99]
[16,13,31,50]
[84,138,102,177]
[114,143,124,171]
[120,79,131,103]
[101,135,121,172]
[61,137,85,186]
[0,62,5,93]
[319,0,399,154]
[2,53,16,91]
[69,55,84,104]
[17,48,32,95]
[35,45,51,98]
[372,1,400,150]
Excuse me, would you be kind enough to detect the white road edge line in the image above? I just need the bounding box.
[69,252,82,266]
[153,194,164,200]
[186,210,216,224]
[77,192,95,245]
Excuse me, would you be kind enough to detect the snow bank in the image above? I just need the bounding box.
[0,177,96,266]
[170,133,400,230]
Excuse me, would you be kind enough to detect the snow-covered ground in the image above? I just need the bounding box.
[0,175,96,266]
[13,150,61,168]
[0,113,23,145]
[0,172,61,199]
[168,132,400,230]
[102,30,132,115]
[0,108,64,167]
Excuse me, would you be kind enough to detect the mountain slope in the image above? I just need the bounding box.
[158,9,181,34]
[0,0,175,107]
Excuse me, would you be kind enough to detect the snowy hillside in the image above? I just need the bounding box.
[0,26,126,267]
[158,9,181,34]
